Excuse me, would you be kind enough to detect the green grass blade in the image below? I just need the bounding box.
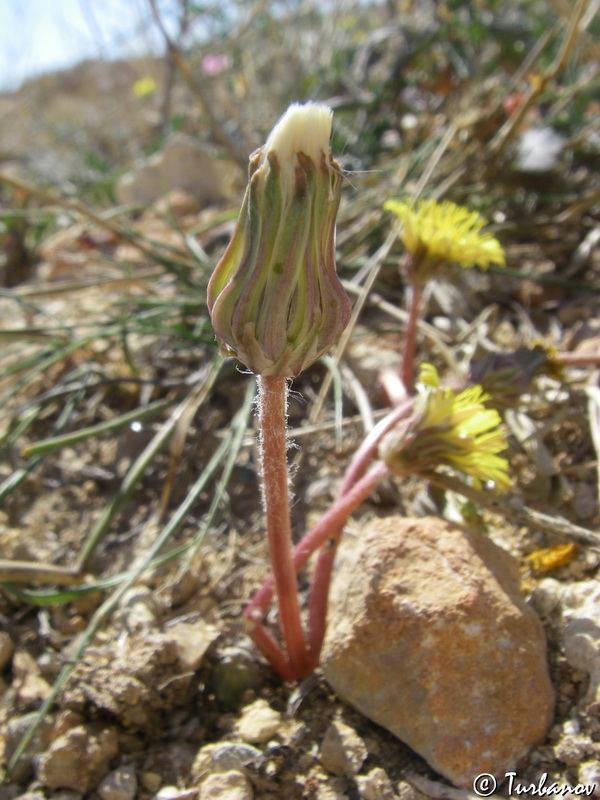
[75,358,221,567]
[4,375,254,779]
[22,397,175,457]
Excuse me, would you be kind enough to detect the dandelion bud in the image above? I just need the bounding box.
[207,102,351,377]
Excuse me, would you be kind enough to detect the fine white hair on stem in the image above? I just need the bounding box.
[255,378,297,509]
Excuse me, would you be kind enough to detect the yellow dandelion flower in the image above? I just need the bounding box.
[383,198,505,284]
[133,77,157,98]
[380,365,510,490]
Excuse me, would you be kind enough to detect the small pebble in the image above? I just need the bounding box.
[319,720,367,777]
[166,620,218,672]
[578,762,600,794]
[119,586,157,632]
[97,765,138,800]
[356,767,399,800]
[152,788,197,800]
[561,719,581,736]
[237,699,282,744]
[191,742,261,782]
[530,578,563,617]
[36,724,119,793]
[199,770,253,800]
[555,733,590,766]
[310,780,348,800]
[4,712,55,784]
[141,771,162,792]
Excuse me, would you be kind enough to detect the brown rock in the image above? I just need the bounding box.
[36,724,119,792]
[165,620,219,673]
[4,712,55,784]
[322,516,555,789]
[61,633,193,731]
[115,135,238,207]
[12,650,52,709]
[97,765,138,800]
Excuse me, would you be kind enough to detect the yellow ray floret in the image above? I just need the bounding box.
[381,364,510,490]
[384,198,505,281]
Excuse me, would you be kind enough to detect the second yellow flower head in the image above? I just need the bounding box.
[380,364,510,490]
[384,198,505,284]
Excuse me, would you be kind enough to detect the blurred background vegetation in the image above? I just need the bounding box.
[0,0,598,578]
[0,3,599,781]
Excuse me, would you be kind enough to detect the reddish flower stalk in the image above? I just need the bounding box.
[555,352,600,368]
[245,397,414,668]
[245,460,390,668]
[208,102,352,679]
[255,375,310,677]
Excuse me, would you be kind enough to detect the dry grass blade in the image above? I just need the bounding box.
[586,384,600,504]
[75,358,221,568]
[147,0,246,169]
[0,172,198,275]
[422,471,600,549]
[158,358,223,520]
[488,0,592,160]
[0,561,83,585]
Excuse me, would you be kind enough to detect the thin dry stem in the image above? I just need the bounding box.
[0,561,83,585]
[401,280,422,396]
[420,470,600,548]
[488,0,590,160]
[147,0,245,169]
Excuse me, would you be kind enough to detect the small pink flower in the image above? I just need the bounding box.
[201,53,230,76]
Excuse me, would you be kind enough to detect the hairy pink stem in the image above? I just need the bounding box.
[246,621,295,682]
[257,375,309,678]
[380,368,408,406]
[246,399,414,623]
[306,461,391,662]
[306,532,341,664]
[247,460,390,624]
[555,352,600,367]
[340,398,414,495]
[305,400,413,663]
[302,401,414,661]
